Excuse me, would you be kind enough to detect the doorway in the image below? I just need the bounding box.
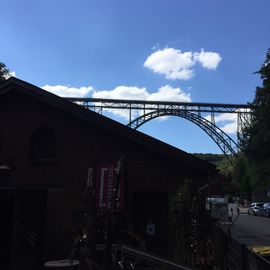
[133,191,168,256]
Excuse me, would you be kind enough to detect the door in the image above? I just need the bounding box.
[133,192,168,256]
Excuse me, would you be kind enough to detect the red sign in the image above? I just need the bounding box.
[96,163,124,211]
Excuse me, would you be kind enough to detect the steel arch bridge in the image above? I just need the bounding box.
[66,97,252,163]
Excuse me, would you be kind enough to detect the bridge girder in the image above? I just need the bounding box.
[127,109,239,163]
[66,98,253,164]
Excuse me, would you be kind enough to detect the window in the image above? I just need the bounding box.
[30,127,56,161]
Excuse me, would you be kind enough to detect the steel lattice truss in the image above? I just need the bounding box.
[67,98,252,163]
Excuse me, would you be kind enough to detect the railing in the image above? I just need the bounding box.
[246,247,270,270]
[212,225,270,270]
[121,245,196,270]
[227,237,245,270]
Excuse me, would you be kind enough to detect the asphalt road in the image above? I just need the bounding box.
[231,214,270,246]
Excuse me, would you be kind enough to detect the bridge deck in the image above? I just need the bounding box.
[66,97,252,113]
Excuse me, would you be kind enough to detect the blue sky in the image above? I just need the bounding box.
[1,0,269,154]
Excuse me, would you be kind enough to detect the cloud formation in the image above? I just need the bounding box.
[92,86,149,100]
[205,113,237,134]
[93,85,191,119]
[42,85,93,97]
[42,83,191,120]
[93,85,191,102]
[42,82,238,135]
[144,48,195,80]
[41,82,239,136]
[147,85,191,102]
[194,49,222,70]
[144,48,222,80]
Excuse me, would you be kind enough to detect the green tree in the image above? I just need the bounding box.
[241,49,270,159]
[231,154,252,192]
[216,156,234,177]
[236,48,270,190]
[0,62,10,82]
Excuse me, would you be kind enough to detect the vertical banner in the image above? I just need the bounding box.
[96,163,124,211]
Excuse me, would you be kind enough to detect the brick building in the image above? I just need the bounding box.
[0,78,216,263]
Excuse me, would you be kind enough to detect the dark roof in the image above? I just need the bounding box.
[0,77,216,172]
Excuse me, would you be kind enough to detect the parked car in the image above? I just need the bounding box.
[247,202,265,215]
[262,203,270,218]
[256,207,266,217]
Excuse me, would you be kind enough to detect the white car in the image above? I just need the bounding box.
[248,202,265,215]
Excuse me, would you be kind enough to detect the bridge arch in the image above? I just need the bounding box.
[127,109,239,162]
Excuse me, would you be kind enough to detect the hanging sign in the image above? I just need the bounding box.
[96,163,124,211]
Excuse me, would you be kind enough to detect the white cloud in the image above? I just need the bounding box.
[42,85,93,97]
[40,81,238,134]
[93,85,191,120]
[4,71,16,79]
[41,82,192,121]
[204,113,237,134]
[92,86,148,119]
[221,121,237,134]
[147,85,191,121]
[144,48,195,80]
[144,48,222,80]
[194,49,222,70]
[93,86,149,100]
[214,113,237,123]
[147,85,191,102]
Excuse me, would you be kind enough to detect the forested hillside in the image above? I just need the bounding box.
[193,153,225,165]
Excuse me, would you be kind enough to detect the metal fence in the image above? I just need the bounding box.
[245,247,270,270]
[212,225,270,270]
[227,236,245,270]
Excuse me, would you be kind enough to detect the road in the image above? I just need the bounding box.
[231,213,270,246]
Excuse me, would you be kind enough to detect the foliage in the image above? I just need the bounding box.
[194,153,233,177]
[171,178,209,265]
[216,156,234,177]
[197,49,270,192]
[231,154,252,192]
[170,179,191,261]
[194,153,224,165]
[241,48,270,161]
[234,48,270,191]
[0,62,10,82]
